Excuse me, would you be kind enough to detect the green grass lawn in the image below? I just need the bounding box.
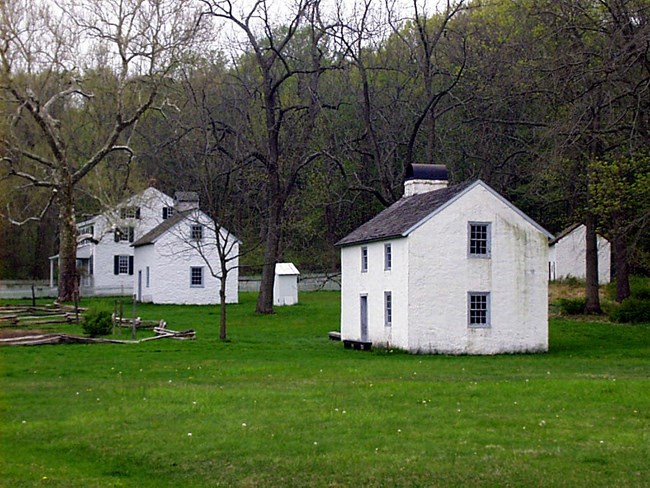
[1,292,649,487]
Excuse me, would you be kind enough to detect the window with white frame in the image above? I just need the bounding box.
[190,224,204,241]
[384,243,392,270]
[162,207,174,220]
[361,246,368,272]
[384,291,392,326]
[469,222,491,257]
[468,292,490,327]
[190,266,204,287]
[118,255,129,275]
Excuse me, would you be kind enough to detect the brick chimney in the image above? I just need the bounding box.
[174,191,199,211]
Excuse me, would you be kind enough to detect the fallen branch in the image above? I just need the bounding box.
[0,330,196,346]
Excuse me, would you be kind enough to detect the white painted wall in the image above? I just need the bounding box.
[134,211,239,305]
[550,224,611,284]
[407,184,548,354]
[340,182,549,355]
[340,238,409,347]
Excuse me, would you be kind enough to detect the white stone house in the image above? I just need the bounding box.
[273,263,300,306]
[548,223,611,284]
[64,187,175,294]
[131,199,239,305]
[336,164,553,355]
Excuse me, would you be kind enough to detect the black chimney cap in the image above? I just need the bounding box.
[405,164,448,181]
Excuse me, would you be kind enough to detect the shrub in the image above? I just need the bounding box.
[609,298,650,324]
[556,297,586,315]
[81,309,113,337]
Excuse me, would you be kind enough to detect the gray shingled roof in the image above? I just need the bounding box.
[175,191,199,202]
[131,211,191,247]
[336,180,475,247]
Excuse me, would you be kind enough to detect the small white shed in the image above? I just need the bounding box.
[273,263,300,306]
[549,223,611,284]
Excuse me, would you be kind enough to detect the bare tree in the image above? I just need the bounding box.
[0,0,201,301]
[327,0,467,207]
[200,0,331,313]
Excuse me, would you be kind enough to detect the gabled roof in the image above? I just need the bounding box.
[336,180,553,247]
[131,211,191,247]
[275,263,300,275]
[131,209,242,247]
[549,223,582,245]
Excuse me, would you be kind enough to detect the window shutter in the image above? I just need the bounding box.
[114,229,120,242]
[114,256,119,275]
[128,227,134,242]
[128,256,134,275]
[162,207,168,220]
[135,207,141,219]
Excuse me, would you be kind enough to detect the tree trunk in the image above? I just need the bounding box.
[613,234,631,303]
[56,184,78,303]
[255,197,282,314]
[219,274,227,340]
[584,213,602,314]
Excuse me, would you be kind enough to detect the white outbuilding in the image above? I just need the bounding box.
[273,263,300,306]
[336,164,553,355]
[548,223,611,284]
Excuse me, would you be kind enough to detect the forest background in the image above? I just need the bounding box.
[1,0,649,306]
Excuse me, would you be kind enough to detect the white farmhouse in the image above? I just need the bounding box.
[131,195,239,305]
[548,224,611,284]
[69,187,175,295]
[273,263,300,306]
[336,164,553,355]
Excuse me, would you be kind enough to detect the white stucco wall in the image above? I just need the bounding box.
[134,211,239,305]
[550,224,611,284]
[340,182,549,355]
[340,238,409,347]
[406,184,548,354]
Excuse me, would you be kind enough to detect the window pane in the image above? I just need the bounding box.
[191,225,203,240]
[118,255,129,274]
[190,267,203,286]
[385,291,392,326]
[469,293,489,326]
[469,223,489,255]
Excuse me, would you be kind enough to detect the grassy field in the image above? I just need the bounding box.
[1,291,649,487]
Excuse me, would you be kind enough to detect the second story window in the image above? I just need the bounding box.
[469,222,491,257]
[162,207,174,220]
[79,224,94,237]
[190,224,204,241]
[384,243,392,270]
[361,246,368,272]
[120,206,141,219]
[114,226,134,243]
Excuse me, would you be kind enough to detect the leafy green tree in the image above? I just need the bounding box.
[590,154,650,302]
